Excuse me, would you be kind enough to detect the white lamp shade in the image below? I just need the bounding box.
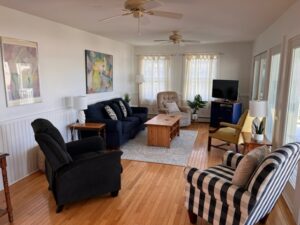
[65,96,73,108]
[136,74,145,84]
[73,96,88,110]
[249,100,267,117]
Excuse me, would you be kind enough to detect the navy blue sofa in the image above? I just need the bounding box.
[84,98,148,149]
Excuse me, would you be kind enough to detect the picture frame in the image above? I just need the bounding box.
[85,49,113,94]
[1,37,42,107]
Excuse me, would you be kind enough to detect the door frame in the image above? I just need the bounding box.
[279,34,300,222]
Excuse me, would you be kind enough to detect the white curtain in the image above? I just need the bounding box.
[183,54,218,101]
[265,53,281,140]
[139,55,171,105]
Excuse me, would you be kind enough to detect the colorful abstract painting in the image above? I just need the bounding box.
[1,37,41,107]
[85,50,113,94]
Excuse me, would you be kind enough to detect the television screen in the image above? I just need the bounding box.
[212,79,239,101]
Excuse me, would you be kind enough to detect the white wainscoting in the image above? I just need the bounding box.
[0,109,76,190]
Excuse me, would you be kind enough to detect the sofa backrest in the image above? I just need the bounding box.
[245,142,300,225]
[85,98,132,121]
[85,102,109,121]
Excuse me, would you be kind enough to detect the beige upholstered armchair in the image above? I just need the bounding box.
[157,91,191,127]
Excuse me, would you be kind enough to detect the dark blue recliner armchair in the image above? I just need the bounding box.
[84,98,148,149]
[31,118,123,213]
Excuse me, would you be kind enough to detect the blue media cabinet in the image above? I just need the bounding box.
[210,101,242,127]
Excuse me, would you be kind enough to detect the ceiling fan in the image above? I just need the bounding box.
[154,31,200,45]
[98,0,183,33]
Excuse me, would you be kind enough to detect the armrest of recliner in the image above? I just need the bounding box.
[131,107,148,114]
[184,167,256,214]
[223,151,244,169]
[66,136,105,156]
[57,150,123,180]
[158,108,169,114]
[178,106,192,114]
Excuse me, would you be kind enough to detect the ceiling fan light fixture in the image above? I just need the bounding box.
[154,31,200,45]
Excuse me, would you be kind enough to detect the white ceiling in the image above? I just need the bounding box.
[0,0,296,46]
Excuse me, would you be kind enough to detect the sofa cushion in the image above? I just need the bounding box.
[109,103,123,120]
[122,116,140,124]
[84,102,107,121]
[166,102,180,113]
[232,155,258,187]
[121,100,133,116]
[122,121,137,134]
[104,105,118,120]
[247,145,271,162]
[232,145,270,187]
[132,113,148,123]
[118,100,128,118]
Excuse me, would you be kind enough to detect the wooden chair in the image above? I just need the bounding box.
[208,110,248,152]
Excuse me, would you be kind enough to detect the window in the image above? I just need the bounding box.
[252,52,267,100]
[139,55,171,105]
[284,39,300,188]
[183,54,218,101]
[265,49,281,140]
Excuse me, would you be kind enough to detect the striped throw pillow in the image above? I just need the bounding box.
[104,105,118,120]
[119,100,128,118]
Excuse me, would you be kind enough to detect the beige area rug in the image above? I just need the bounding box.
[121,129,198,166]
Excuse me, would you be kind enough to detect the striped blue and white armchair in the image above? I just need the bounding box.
[184,143,300,225]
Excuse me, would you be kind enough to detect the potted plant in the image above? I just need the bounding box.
[124,93,131,104]
[187,94,207,120]
[253,120,265,142]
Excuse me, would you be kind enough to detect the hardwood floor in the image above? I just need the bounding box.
[0,123,295,225]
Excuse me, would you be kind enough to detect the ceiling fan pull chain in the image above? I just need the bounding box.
[138,16,142,36]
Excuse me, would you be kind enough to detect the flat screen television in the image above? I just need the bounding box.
[212,79,239,101]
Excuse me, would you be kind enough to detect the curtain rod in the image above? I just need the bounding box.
[135,52,224,56]
[135,53,176,56]
[183,52,224,56]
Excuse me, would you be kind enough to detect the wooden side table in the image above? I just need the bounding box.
[242,132,272,153]
[69,123,106,141]
[0,153,13,223]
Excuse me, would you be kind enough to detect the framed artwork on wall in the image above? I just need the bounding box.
[1,37,42,107]
[85,49,113,94]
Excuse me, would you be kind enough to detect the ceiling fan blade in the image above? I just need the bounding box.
[154,40,169,42]
[143,0,162,10]
[148,10,183,19]
[98,12,132,22]
[182,40,200,43]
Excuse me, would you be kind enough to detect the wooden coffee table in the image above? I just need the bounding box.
[145,114,181,148]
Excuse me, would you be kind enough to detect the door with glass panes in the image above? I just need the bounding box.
[252,52,268,100]
[283,37,300,220]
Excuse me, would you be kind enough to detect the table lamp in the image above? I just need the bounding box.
[249,100,267,141]
[73,96,88,124]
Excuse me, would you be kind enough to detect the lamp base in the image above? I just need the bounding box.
[78,110,86,124]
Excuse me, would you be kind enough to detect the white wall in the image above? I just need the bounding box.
[252,1,300,224]
[0,6,136,122]
[0,6,135,187]
[135,42,253,115]
[253,0,300,55]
